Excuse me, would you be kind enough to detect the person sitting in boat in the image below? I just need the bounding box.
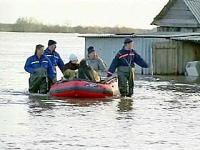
[24,44,55,94]
[78,59,100,82]
[63,54,79,80]
[86,46,107,77]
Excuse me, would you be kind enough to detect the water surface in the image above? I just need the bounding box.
[0,32,200,150]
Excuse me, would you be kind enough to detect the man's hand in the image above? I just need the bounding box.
[52,78,57,84]
[107,73,112,77]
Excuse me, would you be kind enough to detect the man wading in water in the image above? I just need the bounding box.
[24,44,55,94]
[44,40,64,89]
[107,38,148,97]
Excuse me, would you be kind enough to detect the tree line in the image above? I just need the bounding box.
[0,17,152,34]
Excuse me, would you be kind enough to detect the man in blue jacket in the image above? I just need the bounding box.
[107,38,148,97]
[44,40,64,87]
[24,44,55,94]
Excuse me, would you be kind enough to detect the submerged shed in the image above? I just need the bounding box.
[80,33,200,75]
[80,34,168,75]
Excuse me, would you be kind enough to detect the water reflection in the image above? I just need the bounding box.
[138,75,200,93]
[157,84,200,93]
[153,75,200,85]
[58,98,112,107]
[27,94,112,114]
[117,98,133,112]
[28,94,55,114]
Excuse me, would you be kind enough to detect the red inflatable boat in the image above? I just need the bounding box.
[49,78,118,98]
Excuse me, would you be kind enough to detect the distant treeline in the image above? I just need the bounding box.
[0,17,153,34]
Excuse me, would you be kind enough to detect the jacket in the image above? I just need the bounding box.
[86,57,106,72]
[107,48,148,76]
[44,48,64,72]
[63,61,79,72]
[24,54,55,80]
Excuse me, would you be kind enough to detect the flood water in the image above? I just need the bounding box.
[0,32,200,150]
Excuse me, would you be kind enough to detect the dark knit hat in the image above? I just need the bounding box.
[48,40,57,46]
[87,46,95,54]
[124,38,133,44]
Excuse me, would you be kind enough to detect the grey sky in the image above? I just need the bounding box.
[0,0,168,29]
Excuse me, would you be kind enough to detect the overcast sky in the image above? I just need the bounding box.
[0,0,168,29]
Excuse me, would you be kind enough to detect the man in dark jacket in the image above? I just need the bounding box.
[63,54,79,80]
[24,44,55,94]
[78,59,100,82]
[44,40,64,88]
[107,38,148,97]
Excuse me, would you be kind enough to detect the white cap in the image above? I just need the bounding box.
[69,54,78,61]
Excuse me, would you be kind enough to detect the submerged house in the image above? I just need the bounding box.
[152,0,200,32]
[151,0,200,75]
[80,0,200,75]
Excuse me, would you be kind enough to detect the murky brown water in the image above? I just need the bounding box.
[1,32,200,150]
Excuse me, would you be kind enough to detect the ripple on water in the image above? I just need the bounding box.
[1,68,200,149]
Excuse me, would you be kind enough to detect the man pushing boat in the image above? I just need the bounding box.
[44,40,64,89]
[107,38,148,97]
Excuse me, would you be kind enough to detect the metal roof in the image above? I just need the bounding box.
[152,0,200,25]
[184,0,200,24]
[78,34,135,38]
[79,32,200,38]
[171,35,200,42]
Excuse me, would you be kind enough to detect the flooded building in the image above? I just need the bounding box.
[150,0,200,75]
[80,0,200,75]
[80,33,200,75]
[151,0,200,32]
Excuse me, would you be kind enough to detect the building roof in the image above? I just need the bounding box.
[152,0,200,26]
[79,32,200,38]
[184,0,200,23]
[78,34,135,38]
[79,32,200,44]
[171,35,200,42]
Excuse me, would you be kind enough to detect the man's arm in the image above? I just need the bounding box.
[107,54,119,77]
[134,52,148,68]
[47,59,55,80]
[57,53,65,72]
[98,58,107,71]
[24,57,34,73]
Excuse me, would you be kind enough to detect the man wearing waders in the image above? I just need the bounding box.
[24,44,55,94]
[107,38,148,97]
[44,40,64,89]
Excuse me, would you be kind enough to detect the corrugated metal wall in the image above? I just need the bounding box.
[85,37,168,75]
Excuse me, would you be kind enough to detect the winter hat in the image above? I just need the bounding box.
[48,40,57,46]
[87,46,95,54]
[69,54,78,61]
[124,38,133,44]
